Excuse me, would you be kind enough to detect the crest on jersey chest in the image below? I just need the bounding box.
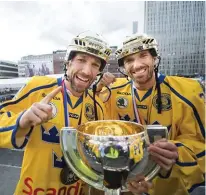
[152,93,172,111]
[84,103,95,121]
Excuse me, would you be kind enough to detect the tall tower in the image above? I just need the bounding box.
[144,1,205,76]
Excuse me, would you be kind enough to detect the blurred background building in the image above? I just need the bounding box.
[144,1,205,77]
[0,60,18,79]
[53,50,66,74]
[104,46,123,77]
[18,54,53,77]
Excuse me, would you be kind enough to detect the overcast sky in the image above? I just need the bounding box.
[0,1,145,62]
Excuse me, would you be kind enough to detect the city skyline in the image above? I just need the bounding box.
[0,1,144,62]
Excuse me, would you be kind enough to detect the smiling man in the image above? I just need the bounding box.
[65,52,102,96]
[96,33,205,195]
[0,31,113,195]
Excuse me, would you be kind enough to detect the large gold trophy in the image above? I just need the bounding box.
[60,120,168,195]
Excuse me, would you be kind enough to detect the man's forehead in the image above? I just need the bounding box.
[76,52,101,63]
[125,50,150,58]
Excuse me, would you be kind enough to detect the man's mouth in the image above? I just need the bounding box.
[132,68,147,74]
[76,75,89,82]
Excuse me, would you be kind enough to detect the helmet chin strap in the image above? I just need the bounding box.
[63,62,70,82]
[154,56,162,114]
[117,67,129,80]
[95,72,104,85]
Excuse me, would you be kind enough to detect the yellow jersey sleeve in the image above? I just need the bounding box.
[0,76,58,149]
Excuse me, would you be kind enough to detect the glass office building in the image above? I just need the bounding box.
[144,1,205,76]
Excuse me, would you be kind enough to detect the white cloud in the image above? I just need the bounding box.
[0,1,144,62]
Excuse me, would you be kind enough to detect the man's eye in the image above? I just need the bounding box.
[93,63,100,68]
[125,59,133,63]
[78,58,85,62]
[140,54,147,58]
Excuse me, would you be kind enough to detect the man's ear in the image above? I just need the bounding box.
[154,57,159,66]
[66,60,72,68]
[154,56,157,63]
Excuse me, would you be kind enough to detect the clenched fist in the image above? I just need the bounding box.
[19,86,62,129]
[96,72,116,92]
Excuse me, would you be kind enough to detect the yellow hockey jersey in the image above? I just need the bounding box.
[101,74,205,195]
[0,76,106,195]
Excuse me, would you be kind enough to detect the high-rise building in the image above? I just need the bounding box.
[144,1,205,76]
[133,21,138,34]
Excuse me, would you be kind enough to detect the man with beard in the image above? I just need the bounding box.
[0,31,115,195]
[96,33,205,195]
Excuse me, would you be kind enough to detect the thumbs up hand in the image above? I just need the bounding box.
[19,86,62,129]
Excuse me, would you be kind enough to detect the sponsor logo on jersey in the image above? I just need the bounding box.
[152,93,172,111]
[84,103,95,121]
[116,97,128,108]
[23,177,84,195]
[137,105,147,109]
[69,112,79,119]
[42,93,61,100]
[117,91,131,95]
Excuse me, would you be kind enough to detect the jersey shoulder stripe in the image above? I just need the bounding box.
[163,79,205,138]
[0,76,59,110]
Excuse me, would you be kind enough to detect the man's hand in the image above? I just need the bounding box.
[127,175,152,195]
[96,72,116,92]
[148,139,178,171]
[19,86,62,129]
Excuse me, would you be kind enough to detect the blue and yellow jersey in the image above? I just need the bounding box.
[0,76,105,195]
[101,75,205,195]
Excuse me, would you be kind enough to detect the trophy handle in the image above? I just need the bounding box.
[144,125,168,181]
[60,128,103,190]
[146,125,168,143]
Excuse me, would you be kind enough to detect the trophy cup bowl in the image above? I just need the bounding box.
[60,120,168,195]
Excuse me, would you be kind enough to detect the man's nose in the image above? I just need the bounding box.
[82,63,92,75]
[133,59,142,68]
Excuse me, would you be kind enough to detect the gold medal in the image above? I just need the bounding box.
[60,166,79,185]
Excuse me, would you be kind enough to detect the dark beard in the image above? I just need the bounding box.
[133,69,154,85]
[138,73,153,84]
[67,74,91,93]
